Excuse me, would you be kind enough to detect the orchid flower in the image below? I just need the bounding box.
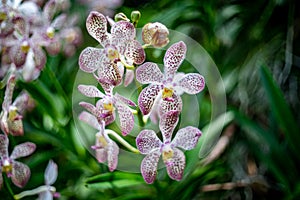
[79,111,119,172]
[14,160,60,200]
[78,83,136,136]
[79,11,145,86]
[136,111,202,184]
[0,74,24,136]
[0,134,36,188]
[136,41,205,122]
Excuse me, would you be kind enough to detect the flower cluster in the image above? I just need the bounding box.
[0,0,82,81]
[78,10,205,183]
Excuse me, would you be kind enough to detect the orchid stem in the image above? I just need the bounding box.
[4,176,15,199]
[106,129,139,153]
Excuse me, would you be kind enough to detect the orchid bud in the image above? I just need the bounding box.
[131,10,141,26]
[142,22,169,48]
[114,12,129,22]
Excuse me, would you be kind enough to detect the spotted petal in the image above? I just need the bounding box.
[138,84,163,115]
[124,40,145,65]
[159,111,179,142]
[94,132,107,163]
[124,69,135,87]
[0,135,8,157]
[177,73,205,94]
[45,160,58,185]
[78,111,101,130]
[97,58,122,86]
[107,140,119,172]
[79,47,104,73]
[43,0,57,21]
[172,126,202,150]
[79,102,98,116]
[0,171,3,189]
[86,11,109,46]
[159,93,182,117]
[164,148,185,181]
[136,130,162,154]
[116,103,134,136]
[10,44,27,67]
[114,93,136,107]
[111,21,135,43]
[141,149,161,184]
[136,62,164,84]
[163,41,186,80]
[32,46,46,70]
[10,142,36,160]
[2,75,16,111]
[11,161,30,188]
[78,84,105,98]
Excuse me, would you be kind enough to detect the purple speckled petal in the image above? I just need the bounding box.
[138,84,163,115]
[141,149,161,184]
[10,142,36,160]
[79,47,104,73]
[8,118,24,136]
[86,11,109,46]
[43,0,57,21]
[79,102,98,116]
[10,45,26,67]
[114,93,136,107]
[124,69,135,87]
[0,135,9,157]
[11,161,30,188]
[116,103,134,136]
[94,132,107,163]
[32,46,46,70]
[124,40,145,65]
[172,126,202,150]
[163,41,186,80]
[78,84,105,98]
[97,58,122,86]
[164,148,185,181]
[136,62,164,84]
[136,130,162,154]
[78,111,101,130]
[2,75,16,111]
[159,111,179,142]
[51,14,67,29]
[159,93,182,117]
[178,73,205,94]
[107,140,119,172]
[111,21,135,43]
[45,160,58,185]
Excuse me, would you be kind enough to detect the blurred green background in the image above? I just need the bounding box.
[1,0,300,199]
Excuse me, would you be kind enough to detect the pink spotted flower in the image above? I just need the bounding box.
[78,83,136,136]
[0,135,36,188]
[13,160,60,199]
[136,41,205,122]
[136,111,202,184]
[79,111,119,172]
[0,74,23,136]
[79,11,145,86]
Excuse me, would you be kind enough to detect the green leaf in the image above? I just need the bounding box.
[260,65,300,155]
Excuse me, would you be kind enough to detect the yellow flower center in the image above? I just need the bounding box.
[20,41,30,53]
[46,27,55,39]
[8,106,18,121]
[0,11,7,21]
[162,87,174,99]
[98,135,108,147]
[2,159,12,174]
[162,147,174,162]
[107,47,119,62]
[103,103,114,113]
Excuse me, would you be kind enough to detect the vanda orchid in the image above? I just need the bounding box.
[79,11,145,86]
[77,10,205,184]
